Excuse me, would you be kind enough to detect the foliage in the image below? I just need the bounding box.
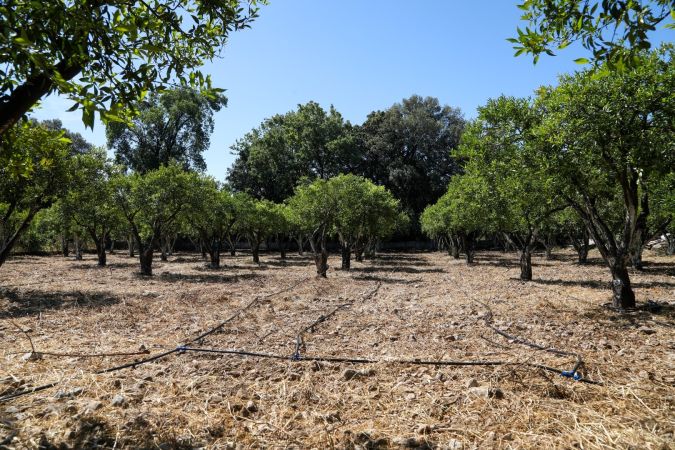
[61,148,122,265]
[107,88,227,173]
[112,163,197,274]
[511,0,674,69]
[357,95,464,229]
[0,122,73,266]
[227,102,356,202]
[533,46,674,306]
[0,0,263,135]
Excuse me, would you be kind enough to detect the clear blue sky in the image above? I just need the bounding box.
[31,1,672,181]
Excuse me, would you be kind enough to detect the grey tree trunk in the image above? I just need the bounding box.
[341,243,351,270]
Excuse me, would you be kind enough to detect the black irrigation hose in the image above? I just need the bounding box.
[294,283,381,358]
[175,346,603,385]
[0,277,311,403]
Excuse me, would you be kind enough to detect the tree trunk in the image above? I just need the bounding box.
[279,236,287,260]
[74,235,83,260]
[630,245,644,271]
[209,238,220,269]
[160,236,168,262]
[139,247,153,276]
[252,241,260,264]
[295,236,304,256]
[460,233,475,264]
[577,242,589,264]
[451,236,460,259]
[109,238,115,254]
[61,235,70,257]
[667,235,675,256]
[127,234,135,257]
[544,242,553,260]
[0,209,38,268]
[315,247,328,277]
[95,239,106,267]
[609,259,636,309]
[341,243,351,270]
[519,246,533,281]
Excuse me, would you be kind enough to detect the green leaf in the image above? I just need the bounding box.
[573,57,590,64]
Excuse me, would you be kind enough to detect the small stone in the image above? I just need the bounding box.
[245,400,258,413]
[469,387,504,399]
[638,326,656,335]
[416,424,432,434]
[111,394,126,407]
[445,438,463,450]
[55,387,83,399]
[465,378,479,388]
[83,400,102,414]
[22,352,42,361]
[343,368,375,381]
[141,290,159,298]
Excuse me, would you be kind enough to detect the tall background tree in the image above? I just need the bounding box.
[107,88,227,173]
[356,95,464,233]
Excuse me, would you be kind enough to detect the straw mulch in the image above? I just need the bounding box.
[0,249,673,449]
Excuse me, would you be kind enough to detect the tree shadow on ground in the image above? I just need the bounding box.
[528,278,675,290]
[350,274,423,285]
[0,288,120,319]
[34,414,198,450]
[350,266,445,274]
[70,261,138,270]
[157,272,259,284]
[581,300,675,329]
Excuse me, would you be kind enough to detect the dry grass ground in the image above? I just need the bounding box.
[0,248,673,449]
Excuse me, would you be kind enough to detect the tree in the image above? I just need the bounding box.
[0,0,262,137]
[236,197,284,264]
[287,179,335,277]
[62,148,122,266]
[186,177,240,269]
[113,164,196,275]
[328,174,402,270]
[456,97,562,278]
[107,88,226,174]
[0,122,72,268]
[534,47,674,308]
[357,95,464,233]
[421,173,494,264]
[512,0,673,69]
[227,102,357,202]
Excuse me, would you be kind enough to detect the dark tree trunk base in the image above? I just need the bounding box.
[519,248,532,281]
[341,244,351,270]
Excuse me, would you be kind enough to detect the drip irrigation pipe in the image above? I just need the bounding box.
[0,277,310,403]
[174,346,603,385]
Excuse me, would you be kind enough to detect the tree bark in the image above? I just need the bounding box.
[139,247,153,276]
[159,236,168,261]
[341,243,351,270]
[74,235,83,260]
[208,238,221,269]
[252,241,260,264]
[519,246,533,281]
[609,258,635,309]
[0,209,38,268]
[460,233,476,264]
[127,234,135,257]
[61,235,70,257]
[667,235,675,256]
[0,60,82,136]
[108,238,115,254]
[315,248,328,277]
[95,239,106,266]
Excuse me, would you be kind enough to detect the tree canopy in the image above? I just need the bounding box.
[107,88,227,173]
[0,0,263,136]
[512,0,674,69]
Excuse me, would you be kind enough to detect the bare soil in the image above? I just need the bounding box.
[0,249,673,449]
